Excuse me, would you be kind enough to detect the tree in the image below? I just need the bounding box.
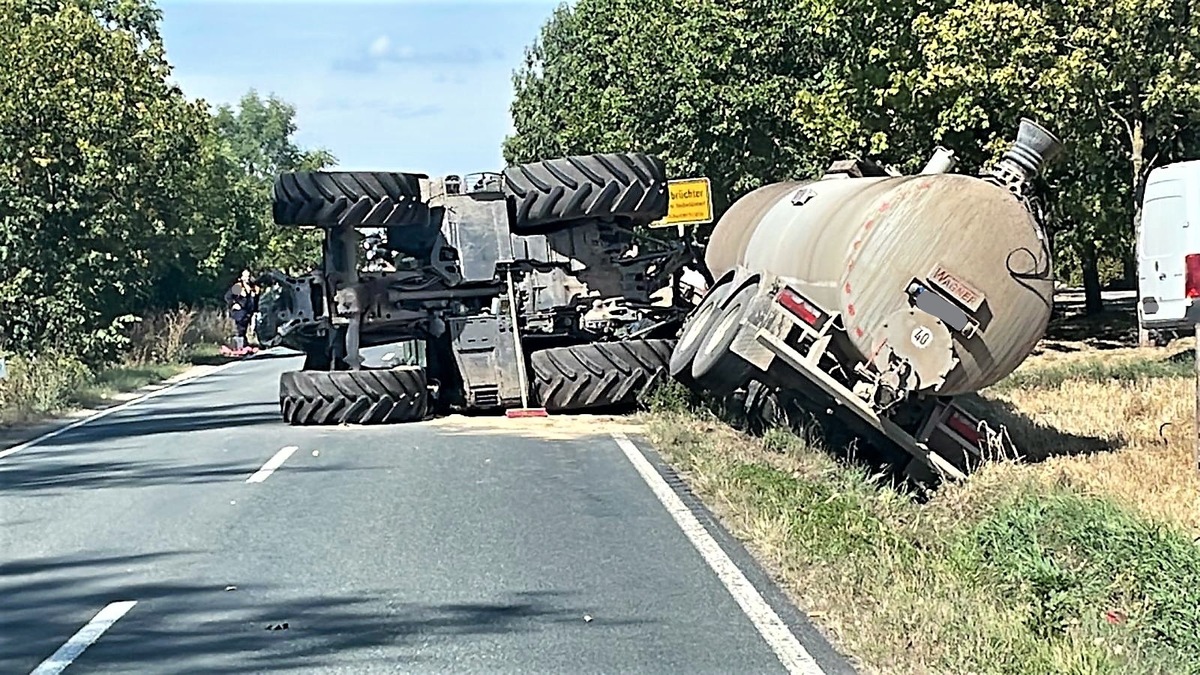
[0,0,337,362]
[182,90,336,301]
[506,0,1200,316]
[504,0,836,221]
[0,0,210,360]
[1040,0,1200,288]
[839,0,1200,311]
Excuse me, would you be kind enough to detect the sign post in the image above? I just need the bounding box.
[649,177,715,233]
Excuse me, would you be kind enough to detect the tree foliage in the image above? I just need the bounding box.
[0,0,333,362]
[505,0,1200,309]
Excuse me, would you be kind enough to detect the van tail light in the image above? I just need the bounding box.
[1187,254,1200,299]
[776,286,826,329]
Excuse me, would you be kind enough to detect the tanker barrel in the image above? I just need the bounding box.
[919,146,957,175]
[1002,118,1063,177]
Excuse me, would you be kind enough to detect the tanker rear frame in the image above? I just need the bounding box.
[721,271,987,482]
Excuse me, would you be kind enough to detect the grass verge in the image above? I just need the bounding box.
[639,345,1200,675]
[0,307,235,427]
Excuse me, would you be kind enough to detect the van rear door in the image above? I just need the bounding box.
[1139,170,1192,327]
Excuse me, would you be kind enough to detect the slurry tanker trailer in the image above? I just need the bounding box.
[668,119,1064,481]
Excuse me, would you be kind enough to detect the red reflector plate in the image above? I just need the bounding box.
[946,412,981,447]
[506,408,549,418]
[776,288,822,327]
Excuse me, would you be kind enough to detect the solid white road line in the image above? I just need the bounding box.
[0,351,268,462]
[30,600,137,675]
[610,432,826,675]
[246,446,299,483]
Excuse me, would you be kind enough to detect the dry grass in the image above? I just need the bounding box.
[644,406,1196,675]
[639,336,1200,675]
[979,339,1200,533]
[993,378,1200,532]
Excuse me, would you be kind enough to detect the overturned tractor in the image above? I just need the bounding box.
[256,153,698,424]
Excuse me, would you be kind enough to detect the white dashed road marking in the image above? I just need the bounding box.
[611,432,826,675]
[30,600,137,675]
[246,446,299,483]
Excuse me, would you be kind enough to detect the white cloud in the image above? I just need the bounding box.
[368,35,391,57]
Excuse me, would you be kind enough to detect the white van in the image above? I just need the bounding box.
[1137,160,1200,346]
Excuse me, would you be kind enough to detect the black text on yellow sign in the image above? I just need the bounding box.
[650,178,713,228]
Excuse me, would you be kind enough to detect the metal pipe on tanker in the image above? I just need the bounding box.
[919,147,957,175]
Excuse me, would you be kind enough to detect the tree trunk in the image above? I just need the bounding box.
[1081,241,1105,315]
[1129,118,1146,294]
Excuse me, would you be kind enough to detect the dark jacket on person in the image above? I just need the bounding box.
[224,282,257,323]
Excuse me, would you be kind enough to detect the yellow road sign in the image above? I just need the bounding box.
[650,177,713,228]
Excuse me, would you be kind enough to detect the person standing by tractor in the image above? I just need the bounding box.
[223,269,259,354]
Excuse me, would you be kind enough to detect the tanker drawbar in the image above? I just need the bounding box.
[670,119,1064,483]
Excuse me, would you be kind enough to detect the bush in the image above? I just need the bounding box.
[0,354,93,424]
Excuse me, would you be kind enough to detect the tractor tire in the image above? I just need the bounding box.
[530,339,674,412]
[503,152,669,232]
[272,171,428,228]
[279,367,429,425]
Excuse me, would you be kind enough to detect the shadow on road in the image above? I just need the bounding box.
[40,404,283,448]
[0,552,644,673]
[0,456,371,496]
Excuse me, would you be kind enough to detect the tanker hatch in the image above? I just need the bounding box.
[871,308,958,398]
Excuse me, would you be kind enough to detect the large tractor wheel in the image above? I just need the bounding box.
[279,367,429,425]
[530,339,674,412]
[502,152,669,233]
[272,171,428,228]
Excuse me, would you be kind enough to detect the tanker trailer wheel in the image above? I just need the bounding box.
[690,284,758,396]
[529,339,675,412]
[668,282,732,387]
[279,366,429,425]
[502,152,669,233]
[272,171,429,228]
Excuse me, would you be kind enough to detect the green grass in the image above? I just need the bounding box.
[68,362,190,408]
[990,356,1193,392]
[641,380,1200,675]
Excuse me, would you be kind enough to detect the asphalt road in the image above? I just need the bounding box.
[0,349,858,675]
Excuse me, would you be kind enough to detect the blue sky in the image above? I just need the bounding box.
[157,0,565,176]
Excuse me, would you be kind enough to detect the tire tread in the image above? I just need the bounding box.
[530,339,674,412]
[279,367,428,425]
[502,152,668,231]
[272,171,429,228]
